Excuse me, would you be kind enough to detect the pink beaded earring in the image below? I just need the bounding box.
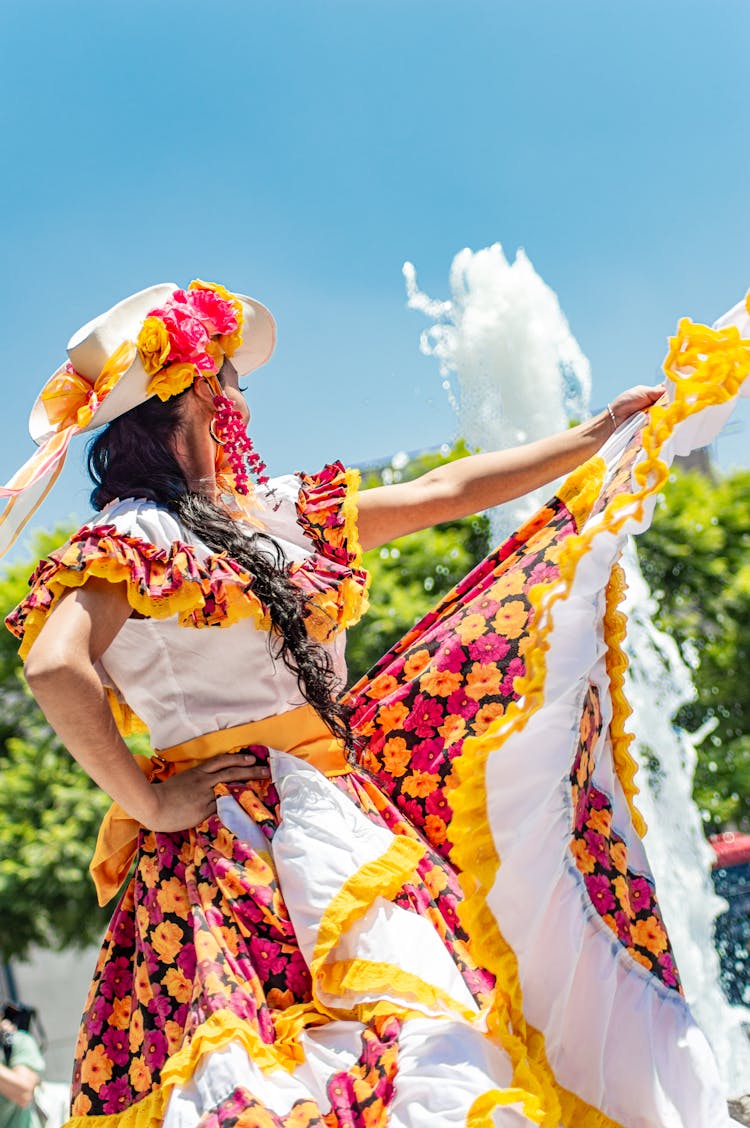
[210,394,269,493]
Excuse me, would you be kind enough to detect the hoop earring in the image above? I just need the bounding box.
[211,394,268,494]
[209,419,226,446]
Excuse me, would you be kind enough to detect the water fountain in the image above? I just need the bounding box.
[404,242,750,1096]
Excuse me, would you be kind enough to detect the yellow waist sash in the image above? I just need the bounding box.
[90,704,351,907]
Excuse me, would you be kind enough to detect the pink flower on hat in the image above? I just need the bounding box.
[156,304,212,368]
[178,288,239,337]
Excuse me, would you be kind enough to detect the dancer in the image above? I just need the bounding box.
[2,279,746,1127]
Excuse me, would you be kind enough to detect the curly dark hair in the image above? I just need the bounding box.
[87,386,353,751]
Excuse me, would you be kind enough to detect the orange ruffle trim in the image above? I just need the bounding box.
[6,463,370,661]
[448,309,750,1127]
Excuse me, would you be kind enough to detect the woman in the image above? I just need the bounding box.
[2,280,743,1127]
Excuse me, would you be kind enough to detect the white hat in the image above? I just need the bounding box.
[1,279,276,554]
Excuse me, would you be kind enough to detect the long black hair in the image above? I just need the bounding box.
[87,386,353,751]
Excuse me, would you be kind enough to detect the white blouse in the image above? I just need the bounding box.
[8,467,367,752]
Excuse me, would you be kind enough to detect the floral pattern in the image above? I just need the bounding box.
[196,1017,400,1128]
[346,497,579,860]
[569,685,682,992]
[70,764,492,1119]
[5,464,369,662]
[13,441,684,1127]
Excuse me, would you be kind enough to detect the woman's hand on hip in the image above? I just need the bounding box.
[145,752,270,832]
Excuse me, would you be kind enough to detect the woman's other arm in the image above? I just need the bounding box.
[357,385,663,551]
[23,579,266,830]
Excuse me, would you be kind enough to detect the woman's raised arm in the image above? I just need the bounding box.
[357,384,663,551]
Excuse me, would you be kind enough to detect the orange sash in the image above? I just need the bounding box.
[90,704,351,907]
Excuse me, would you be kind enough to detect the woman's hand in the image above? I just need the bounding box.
[609,383,666,428]
[144,751,271,833]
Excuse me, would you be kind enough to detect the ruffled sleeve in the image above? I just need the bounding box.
[6,521,271,663]
[290,461,371,641]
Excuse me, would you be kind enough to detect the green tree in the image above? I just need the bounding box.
[0,531,112,958]
[346,443,489,681]
[638,466,750,831]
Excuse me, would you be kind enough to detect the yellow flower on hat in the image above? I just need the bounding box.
[137,316,171,376]
[147,361,198,403]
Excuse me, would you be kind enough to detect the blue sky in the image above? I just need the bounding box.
[1,0,748,552]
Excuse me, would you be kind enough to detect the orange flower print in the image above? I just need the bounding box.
[128,1009,144,1053]
[219,867,250,900]
[266,987,297,1010]
[109,997,131,1030]
[455,613,488,645]
[213,826,237,855]
[377,700,410,731]
[632,915,668,956]
[151,921,183,963]
[489,569,526,600]
[71,1094,92,1116]
[402,770,440,798]
[465,662,503,702]
[526,525,557,553]
[135,904,151,936]
[139,854,160,890]
[627,947,653,971]
[367,673,400,701]
[587,806,612,837]
[424,815,448,846]
[164,966,192,1003]
[492,599,528,640]
[570,837,596,875]
[474,701,506,734]
[202,969,229,998]
[164,1020,184,1055]
[382,737,410,778]
[134,963,152,1005]
[420,668,462,699]
[516,506,556,541]
[80,1044,113,1088]
[128,1056,151,1094]
[423,859,449,893]
[222,925,241,958]
[158,876,190,917]
[437,714,467,745]
[610,841,627,875]
[403,649,431,679]
[613,876,634,919]
[194,929,222,964]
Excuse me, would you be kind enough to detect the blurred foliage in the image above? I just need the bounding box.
[346,442,489,680]
[638,467,750,833]
[0,530,117,959]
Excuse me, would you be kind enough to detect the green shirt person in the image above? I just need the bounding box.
[0,1021,45,1128]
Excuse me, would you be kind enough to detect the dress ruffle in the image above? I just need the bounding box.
[6,463,370,659]
[292,462,370,641]
[18,309,750,1128]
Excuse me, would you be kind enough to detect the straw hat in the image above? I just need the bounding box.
[1,279,276,554]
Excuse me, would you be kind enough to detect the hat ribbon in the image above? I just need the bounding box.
[0,341,136,557]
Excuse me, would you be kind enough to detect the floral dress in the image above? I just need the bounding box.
[6,342,740,1128]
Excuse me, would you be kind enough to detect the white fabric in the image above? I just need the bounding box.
[476,402,736,1126]
[163,1019,539,1127]
[270,751,480,1019]
[95,475,348,748]
[164,756,536,1128]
